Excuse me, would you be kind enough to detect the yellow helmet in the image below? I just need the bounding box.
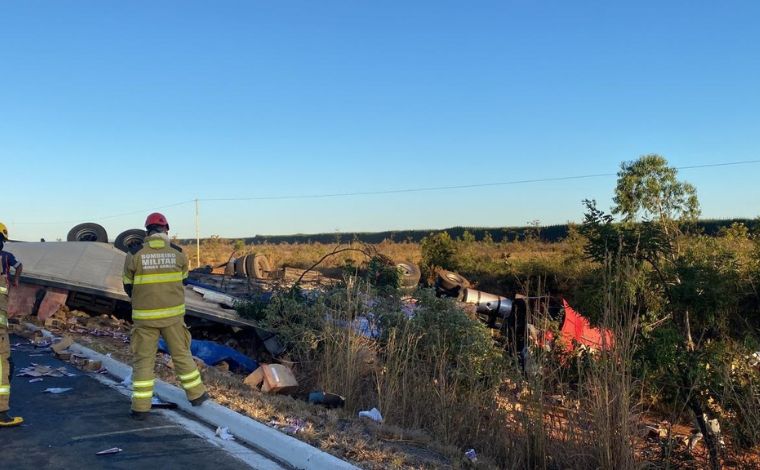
[0,222,7,241]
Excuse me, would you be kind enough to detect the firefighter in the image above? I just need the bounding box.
[123,213,208,419]
[0,222,23,427]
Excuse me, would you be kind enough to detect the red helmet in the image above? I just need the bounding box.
[145,212,169,230]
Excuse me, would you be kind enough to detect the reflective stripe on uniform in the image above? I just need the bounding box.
[182,377,203,390]
[148,239,166,249]
[132,379,155,388]
[179,369,202,389]
[178,370,200,381]
[133,272,184,285]
[132,304,185,320]
[0,314,7,328]
[0,286,7,294]
[0,357,7,395]
[132,390,153,399]
[122,275,133,284]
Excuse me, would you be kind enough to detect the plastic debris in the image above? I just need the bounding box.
[215,427,236,441]
[28,378,43,383]
[465,448,478,462]
[44,387,73,394]
[96,447,123,455]
[358,407,383,423]
[159,338,258,374]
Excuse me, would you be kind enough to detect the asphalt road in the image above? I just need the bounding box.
[3,335,252,470]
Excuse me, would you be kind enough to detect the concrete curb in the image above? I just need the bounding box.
[25,324,360,470]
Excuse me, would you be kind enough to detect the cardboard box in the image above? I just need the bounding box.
[243,364,298,394]
[51,335,74,354]
[243,367,265,389]
[261,364,298,394]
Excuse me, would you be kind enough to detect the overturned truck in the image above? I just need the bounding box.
[5,237,285,356]
[434,270,613,354]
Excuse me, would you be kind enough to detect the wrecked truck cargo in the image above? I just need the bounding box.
[5,241,259,328]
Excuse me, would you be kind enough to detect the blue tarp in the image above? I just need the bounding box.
[158,338,258,374]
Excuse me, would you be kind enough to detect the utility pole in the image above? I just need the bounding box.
[195,198,200,269]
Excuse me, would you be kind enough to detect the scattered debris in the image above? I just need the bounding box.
[159,338,258,374]
[646,423,669,440]
[56,328,78,343]
[193,287,238,309]
[687,431,703,453]
[56,352,72,361]
[44,387,73,394]
[83,359,103,372]
[308,391,346,408]
[465,448,478,463]
[96,447,123,456]
[17,364,75,378]
[267,418,305,435]
[28,378,43,383]
[358,407,383,423]
[215,426,236,441]
[244,364,298,394]
[30,333,52,348]
[707,417,725,447]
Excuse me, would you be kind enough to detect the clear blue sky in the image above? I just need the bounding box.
[1,1,758,241]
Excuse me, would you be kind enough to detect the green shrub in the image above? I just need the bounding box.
[420,232,458,276]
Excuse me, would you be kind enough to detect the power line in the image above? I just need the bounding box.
[200,159,760,201]
[14,200,195,225]
[12,159,760,225]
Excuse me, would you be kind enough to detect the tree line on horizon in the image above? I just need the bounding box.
[179,218,757,246]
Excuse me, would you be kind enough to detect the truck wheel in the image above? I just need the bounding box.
[67,223,108,243]
[397,262,421,288]
[246,254,271,279]
[114,229,146,252]
[436,270,470,290]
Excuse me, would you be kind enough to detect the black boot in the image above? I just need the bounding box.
[130,410,149,421]
[190,392,209,407]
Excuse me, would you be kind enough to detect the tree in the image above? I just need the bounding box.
[420,232,458,273]
[584,155,723,469]
[612,154,700,224]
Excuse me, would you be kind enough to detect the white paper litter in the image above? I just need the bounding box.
[215,426,236,441]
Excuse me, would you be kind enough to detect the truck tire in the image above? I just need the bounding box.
[436,270,470,290]
[114,229,146,252]
[67,223,108,243]
[245,254,271,279]
[396,262,421,288]
[234,254,272,279]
